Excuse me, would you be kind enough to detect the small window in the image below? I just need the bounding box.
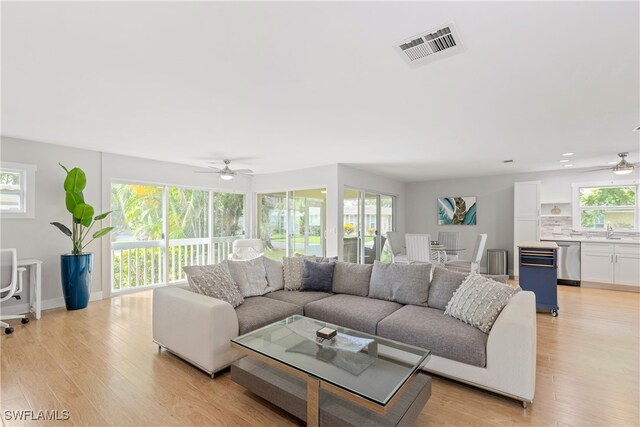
[0,162,37,219]
[574,184,638,231]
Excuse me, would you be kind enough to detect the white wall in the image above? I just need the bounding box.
[406,168,638,275]
[1,137,103,310]
[0,137,253,308]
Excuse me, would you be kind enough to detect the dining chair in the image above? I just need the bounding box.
[445,234,487,273]
[438,231,460,261]
[1,248,29,334]
[405,234,432,264]
[386,232,408,263]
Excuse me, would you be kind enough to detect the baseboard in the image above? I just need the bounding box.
[0,291,104,316]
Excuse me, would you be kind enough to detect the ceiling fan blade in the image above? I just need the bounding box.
[206,166,223,172]
[582,167,614,172]
[194,171,220,174]
[234,169,254,174]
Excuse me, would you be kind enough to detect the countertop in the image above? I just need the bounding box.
[518,241,559,249]
[541,236,640,245]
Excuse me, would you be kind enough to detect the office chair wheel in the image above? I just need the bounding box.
[21,318,29,324]
[5,327,14,334]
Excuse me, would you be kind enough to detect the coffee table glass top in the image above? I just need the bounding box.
[231,315,430,406]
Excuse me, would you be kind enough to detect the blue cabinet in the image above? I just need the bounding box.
[518,246,558,316]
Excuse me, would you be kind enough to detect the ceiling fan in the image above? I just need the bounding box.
[588,152,638,175]
[195,160,254,180]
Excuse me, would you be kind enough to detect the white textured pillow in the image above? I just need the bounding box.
[182,264,244,308]
[283,255,316,291]
[225,258,272,297]
[445,274,520,333]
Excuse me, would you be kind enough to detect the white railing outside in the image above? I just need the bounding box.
[111,236,243,291]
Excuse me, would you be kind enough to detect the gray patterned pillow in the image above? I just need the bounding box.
[263,257,284,291]
[183,264,244,308]
[283,255,316,290]
[444,274,520,333]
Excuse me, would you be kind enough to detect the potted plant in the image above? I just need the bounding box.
[51,164,113,310]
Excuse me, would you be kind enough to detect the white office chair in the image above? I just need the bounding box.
[445,234,488,273]
[1,248,29,334]
[405,234,432,264]
[229,239,264,260]
[438,231,460,261]
[386,232,408,263]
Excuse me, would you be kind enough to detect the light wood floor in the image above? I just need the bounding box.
[1,285,639,426]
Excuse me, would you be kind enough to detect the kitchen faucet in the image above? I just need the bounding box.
[606,222,614,239]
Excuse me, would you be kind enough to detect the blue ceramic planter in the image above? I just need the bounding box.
[60,253,93,310]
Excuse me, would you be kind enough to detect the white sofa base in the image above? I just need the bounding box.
[153,286,537,405]
[422,291,537,405]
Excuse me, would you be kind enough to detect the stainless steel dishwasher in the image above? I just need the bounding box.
[555,241,581,285]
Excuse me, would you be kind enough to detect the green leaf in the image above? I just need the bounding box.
[58,163,69,174]
[64,168,87,193]
[65,191,85,214]
[50,222,72,237]
[73,203,95,227]
[92,227,113,239]
[94,210,113,221]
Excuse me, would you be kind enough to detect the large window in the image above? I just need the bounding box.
[573,183,638,231]
[0,162,37,218]
[110,182,245,292]
[343,189,395,264]
[257,189,326,260]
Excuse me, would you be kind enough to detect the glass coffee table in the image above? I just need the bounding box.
[230,315,431,427]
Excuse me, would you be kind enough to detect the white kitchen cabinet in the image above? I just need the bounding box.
[581,242,640,287]
[514,181,541,277]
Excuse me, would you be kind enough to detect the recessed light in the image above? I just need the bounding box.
[562,152,574,156]
[564,164,574,167]
[633,126,640,131]
[503,159,514,163]
[559,160,569,163]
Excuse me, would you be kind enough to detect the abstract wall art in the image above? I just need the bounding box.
[437,196,477,225]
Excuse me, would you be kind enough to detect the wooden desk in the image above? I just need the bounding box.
[17,259,42,320]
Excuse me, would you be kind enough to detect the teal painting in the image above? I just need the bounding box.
[438,197,476,225]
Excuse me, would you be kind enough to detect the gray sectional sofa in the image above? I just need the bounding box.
[153,260,537,406]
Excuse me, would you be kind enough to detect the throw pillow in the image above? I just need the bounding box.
[428,267,469,310]
[301,260,336,292]
[445,274,521,333]
[263,257,284,291]
[182,264,244,308]
[225,257,272,297]
[369,261,431,306]
[332,261,373,296]
[283,255,316,290]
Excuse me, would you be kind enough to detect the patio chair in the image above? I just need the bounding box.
[229,239,264,260]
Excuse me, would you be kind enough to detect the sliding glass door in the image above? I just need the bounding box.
[258,188,326,260]
[343,189,395,264]
[110,182,245,292]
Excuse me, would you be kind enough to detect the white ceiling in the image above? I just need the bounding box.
[2,1,639,182]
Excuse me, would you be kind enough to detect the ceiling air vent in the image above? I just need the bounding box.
[395,24,464,67]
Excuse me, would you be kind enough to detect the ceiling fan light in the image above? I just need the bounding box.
[220,173,234,180]
[613,167,633,175]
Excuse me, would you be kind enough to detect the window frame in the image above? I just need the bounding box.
[0,162,37,219]
[571,180,639,232]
